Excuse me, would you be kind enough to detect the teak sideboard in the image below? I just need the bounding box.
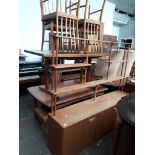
[47,91,128,155]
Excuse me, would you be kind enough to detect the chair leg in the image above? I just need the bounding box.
[41,25,45,51]
[80,68,83,83]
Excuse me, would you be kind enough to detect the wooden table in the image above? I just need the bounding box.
[28,83,108,109]
[27,80,108,132]
[24,50,104,87]
[24,50,103,59]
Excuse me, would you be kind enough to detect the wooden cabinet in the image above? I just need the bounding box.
[48,108,116,155]
[95,108,116,141]
[47,91,128,155]
[63,115,97,155]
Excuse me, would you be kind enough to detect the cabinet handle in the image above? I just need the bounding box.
[89,117,95,123]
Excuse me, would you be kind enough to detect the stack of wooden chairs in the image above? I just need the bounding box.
[40,0,106,53]
[39,0,130,116]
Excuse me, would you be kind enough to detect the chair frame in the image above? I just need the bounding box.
[78,0,107,54]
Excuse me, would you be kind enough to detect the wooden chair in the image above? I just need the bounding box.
[48,0,93,90]
[117,50,135,77]
[64,0,89,54]
[40,0,54,50]
[39,0,92,92]
[94,42,131,91]
[39,0,80,51]
[95,49,125,79]
[78,0,107,54]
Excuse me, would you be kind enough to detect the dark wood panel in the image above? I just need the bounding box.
[48,109,116,155]
[95,107,116,141]
[48,117,63,155]
[62,115,97,155]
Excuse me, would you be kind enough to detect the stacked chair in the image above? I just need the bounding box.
[78,0,106,54]
[39,0,130,116]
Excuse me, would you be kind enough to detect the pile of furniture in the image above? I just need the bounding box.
[25,0,135,155]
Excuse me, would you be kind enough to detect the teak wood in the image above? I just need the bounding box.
[28,0,132,118]
[26,1,133,155]
[40,0,80,51]
[39,76,128,115]
[50,63,91,69]
[49,76,127,95]
[78,0,107,54]
[24,50,103,58]
[27,83,108,109]
[47,91,128,155]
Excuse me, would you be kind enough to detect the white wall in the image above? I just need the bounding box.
[19,0,44,61]
[19,0,41,49]
[118,21,135,48]
[119,21,135,39]
[112,11,135,48]
[112,24,120,39]
[103,1,115,34]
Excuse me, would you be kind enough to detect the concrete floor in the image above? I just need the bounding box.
[19,93,115,155]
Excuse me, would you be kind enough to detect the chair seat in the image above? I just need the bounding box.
[42,12,77,22]
[43,22,76,31]
[78,19,103,25]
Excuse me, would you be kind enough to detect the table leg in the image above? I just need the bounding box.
[86,66,91,82]
[53,95,57,116]
[51,68,54,91]
[54,69,57,92]
[45,58,49,89]
[80,68,83,83]
[84,67,87,84]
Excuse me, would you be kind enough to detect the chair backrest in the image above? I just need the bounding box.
[40,0,54,18]
[65,0,89,20]
[64,0,81,18]
[117,50,135,77]
[88,0,106,22]
[39,0,64,18]
[95,49,124,79]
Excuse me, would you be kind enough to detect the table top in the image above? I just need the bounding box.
[27,80,78,108]
[51,76,127,95]
[116,92,135,127]
[49,91,128,128]
[50,63,91,69]
[24,50,103,59]
[27,83,107,109]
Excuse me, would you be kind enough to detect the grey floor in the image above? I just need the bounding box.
[19,93,114,155]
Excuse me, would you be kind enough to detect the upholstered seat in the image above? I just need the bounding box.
[117,50,135,77]
[95,49,124,79]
